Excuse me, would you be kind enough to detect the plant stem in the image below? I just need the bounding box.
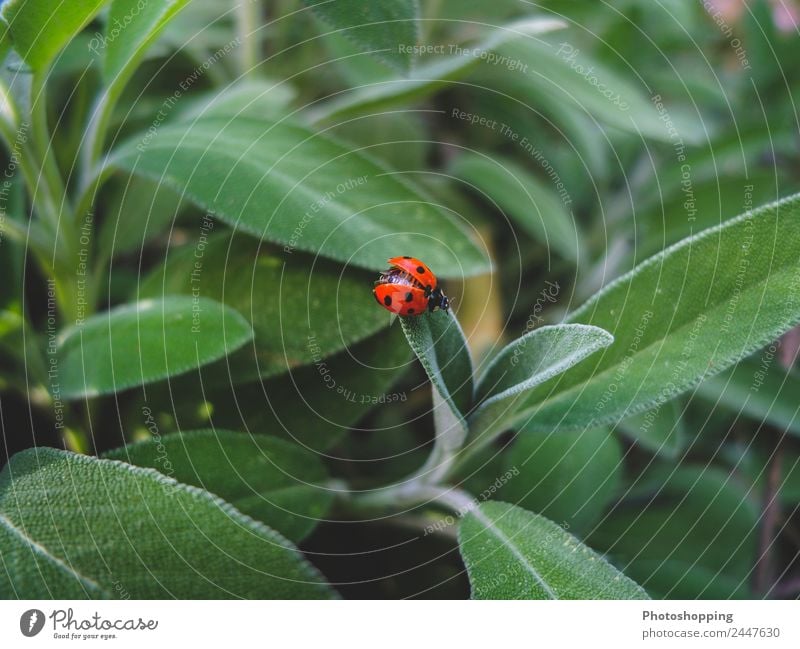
[236,0,261,76]
[445,419,504,481]
[348,479,476,517]
[0,96,60,231]
[754,442,784,596]
[411,391,468,485]
[30,71,69,222]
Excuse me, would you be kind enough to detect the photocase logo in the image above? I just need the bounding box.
[20,609,45,637]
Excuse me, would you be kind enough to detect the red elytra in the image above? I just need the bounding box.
[373,257,449,317]
[386,256,437,292]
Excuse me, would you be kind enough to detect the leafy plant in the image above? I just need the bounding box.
[1,0,800,601]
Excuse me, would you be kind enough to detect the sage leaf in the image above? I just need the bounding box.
[450,153,580,261]
[109,116,488,276]
[303,0,419,73]
[308,17,566,123]
[525,193,800,431]
[1,0,108,70]
[140,232,392,381]
[503,425,622,535]
[102,0,190,84]
[469,324,613,448]
[589,466,759,599]
[459,501,649,599]
[401,309,473,422]
[0,447,335,598]
[58,297,253,400]
[104,429,333,542]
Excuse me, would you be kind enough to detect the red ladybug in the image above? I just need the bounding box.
[373,256,450,317]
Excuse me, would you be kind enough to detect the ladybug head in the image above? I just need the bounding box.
[428,287,449,312]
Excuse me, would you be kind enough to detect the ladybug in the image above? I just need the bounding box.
[373,256,449,317]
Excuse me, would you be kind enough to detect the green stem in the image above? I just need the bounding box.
[81,89,115,185]
[30,71,69,222]
[445,420,505,482]
[411,391,469,485]
[348,479,476,517]
[0,214,54,258]
[0,101,60,229]
[236,0,261,76]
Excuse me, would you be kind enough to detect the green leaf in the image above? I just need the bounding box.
[0,447,335,598]
[626,561,753,600]
[304,0,419,73]
[176,79,297,121]
[109,116,488,276]
[458,501,649,599]
[140,232,392,381]
[450,153,580,261]
[98,175,183,259]
[308,17,566,123]
[1,0,108,70]
[494,38,704,144]
[589,466,759,599]
[617,399,687,459]
[503,426,622,535]
[523,193,800,431]
[694,357,800,438]
[325,111,430,172]
[468,325,613,448]
[58,297,253,400]
[103,429,332,542]
[0,19,10,64]
[102,0,190,83]
[400,309,473,421]
[142,325,412,452]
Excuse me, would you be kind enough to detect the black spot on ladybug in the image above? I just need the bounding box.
[403,255,411,259]
[405,292,413,302]
[407,308,415,314]
[383,295,392,306]
[416,266,425,274]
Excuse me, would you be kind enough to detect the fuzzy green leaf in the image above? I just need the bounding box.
[1,0,108,70]
[524,193,800,431]
[304,0,419,73]
[400,309,473,422]
[0,447,335,598]
[102,0,191,83]
[140,232,392,381]
[694,358,800,438]
[494,38,704,143]
[104,430,333,542]
[308,17,566,123]
[617,400,687,459]
[177,79,297,122]
[98,175,184,259]
[450,153,580,261]
[139,325,412,452]
[110,116,488,276]
[458,501,649,599]
[468,324,613,448]
[503,426,622,535]
[589,466,759,599]
[58,297,253,400]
